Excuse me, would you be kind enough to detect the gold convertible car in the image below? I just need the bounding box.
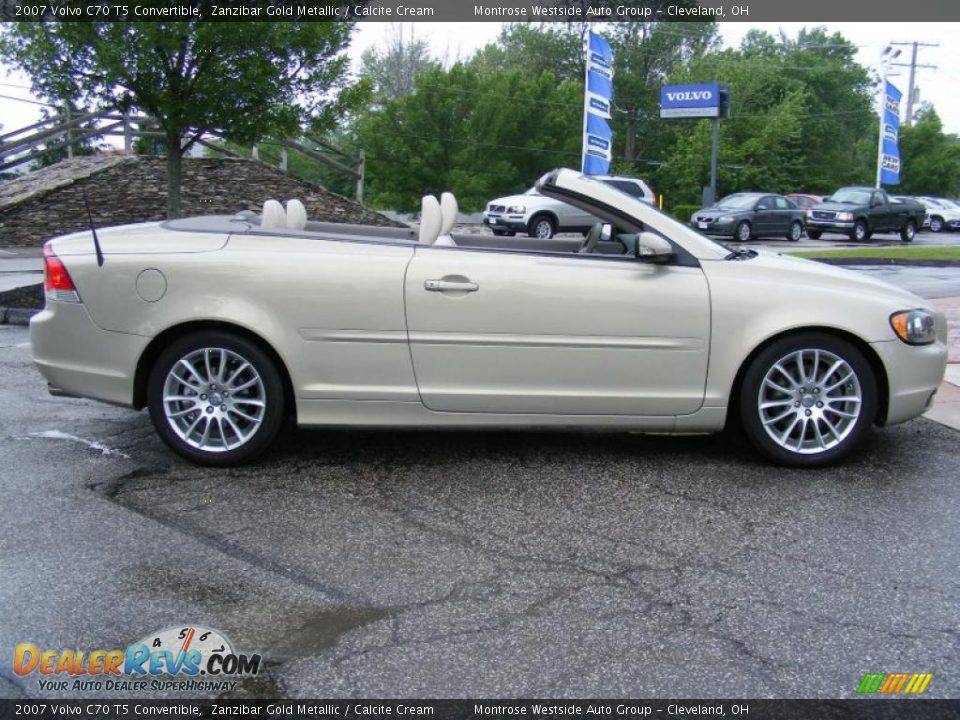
[31,169,948,466]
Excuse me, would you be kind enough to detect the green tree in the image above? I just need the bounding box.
[357,64,581,211]
[471,24,585,85]
[897,106,960,196]
[1,21,364,217]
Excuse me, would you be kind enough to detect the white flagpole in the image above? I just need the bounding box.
[875,72,886,188]
[582,33,590,173]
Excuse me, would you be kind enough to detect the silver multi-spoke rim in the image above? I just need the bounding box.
[737,223,750,242]
[535,220,552,238]
[791,223,802,241]
[162,347,266,453]
[758,349,862,455]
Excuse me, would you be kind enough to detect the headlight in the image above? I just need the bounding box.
[836,212,854,221]
[506,205,525,214]
[718,215,735,223]
[890,310,936,345]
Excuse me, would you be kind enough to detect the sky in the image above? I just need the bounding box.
[1,21,958,139]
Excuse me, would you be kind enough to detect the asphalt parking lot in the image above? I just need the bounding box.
[2,297,959,701]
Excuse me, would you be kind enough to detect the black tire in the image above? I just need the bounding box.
[900,220,916,243]
[806,230,822,240]
[929,215,944,233]
[734,221,752,243]
[527,213,556,239]
[147,331,286,466]
[850,220,869,242]
[739,332,878,467]
[787,220,803,242]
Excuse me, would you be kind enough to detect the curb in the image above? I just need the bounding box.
[0,307,39,326]
[803,258,960,268]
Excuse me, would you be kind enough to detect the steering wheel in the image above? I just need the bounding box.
[579,222,604,254]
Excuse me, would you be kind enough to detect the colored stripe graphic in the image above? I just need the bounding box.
[857,672,932,694]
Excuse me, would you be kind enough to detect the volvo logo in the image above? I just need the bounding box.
[665,90,714,102]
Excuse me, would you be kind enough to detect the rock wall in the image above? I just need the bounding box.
[0,156,404,247]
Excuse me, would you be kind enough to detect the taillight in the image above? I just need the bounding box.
[42,243,81,303]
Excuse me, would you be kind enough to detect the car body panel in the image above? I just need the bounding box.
[404,245,710,415]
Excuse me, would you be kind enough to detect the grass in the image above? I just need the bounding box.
[789,246,960,262]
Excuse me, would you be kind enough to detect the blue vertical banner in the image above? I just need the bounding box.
[880,80,902,185]
[582,31,613,176]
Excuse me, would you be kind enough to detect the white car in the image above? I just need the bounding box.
[917,197,960,233]
[484,175,655,238]
[31,169,947,467]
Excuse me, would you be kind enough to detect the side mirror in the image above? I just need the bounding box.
[635,232,674,264]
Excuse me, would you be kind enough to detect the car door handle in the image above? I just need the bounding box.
[424,279,479,292]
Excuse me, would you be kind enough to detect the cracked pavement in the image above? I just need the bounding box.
[1,320,958,700]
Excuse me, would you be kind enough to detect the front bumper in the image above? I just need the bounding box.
[871,338,948,425]
[483,213,528,231]
[692,220,737,236]
[806,220,855,233]
[30,301,148,407]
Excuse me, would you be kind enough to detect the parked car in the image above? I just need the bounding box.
[484,175,655,239]
[691,192,806,242]
[917,197,960,233]
[31,169,947,468]
[785,193,823,211]
[806,187,924,242]
[891,196,931,230]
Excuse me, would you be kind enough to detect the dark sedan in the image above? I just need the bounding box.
[692,193,806,242]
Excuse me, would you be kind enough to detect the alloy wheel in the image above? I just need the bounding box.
[757,348,863,455]
[161,347,267,452]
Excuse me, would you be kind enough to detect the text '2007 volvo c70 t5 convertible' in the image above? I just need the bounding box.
[31,170,947,467]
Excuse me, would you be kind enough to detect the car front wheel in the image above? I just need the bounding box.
[929,216,943,233]
[528,214,556,239]
[147,331,286,466]
[735,221,752,242]
[806,229,822,240]
[851,220,869,242]
[739,333,877,467]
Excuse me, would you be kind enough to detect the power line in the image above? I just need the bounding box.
[888,41,938,126]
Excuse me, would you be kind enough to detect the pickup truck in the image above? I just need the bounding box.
[805,187,925,242]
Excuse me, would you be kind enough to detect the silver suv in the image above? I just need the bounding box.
[484,175,656,238]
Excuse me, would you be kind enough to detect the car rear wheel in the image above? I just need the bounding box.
[492,229,516,237]
[787,221,803,242]
[739,333,877,467]
[929,216,944,233]
[147,331,285,466]
[806,230,822,240]
[900,220,916,243]
[735,221,752,242]
[527,214,556,239]
[851,220,869,242]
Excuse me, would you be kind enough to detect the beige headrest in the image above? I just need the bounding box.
[439,192,458,236]
[262,199,286,229]
[419,195,443,244]
[286,199,307,230]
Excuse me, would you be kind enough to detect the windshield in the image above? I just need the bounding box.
[940,198,960,209]
[920,197,946,208]
[828,189,872,204]
[716,194,759,209]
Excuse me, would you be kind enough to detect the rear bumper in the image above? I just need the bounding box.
[30,301,148,407]
[871,338,948,425]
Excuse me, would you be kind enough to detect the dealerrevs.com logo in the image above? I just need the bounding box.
[14,625,261,693]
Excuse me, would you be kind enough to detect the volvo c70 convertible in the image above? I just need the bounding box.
[31,169,947,467]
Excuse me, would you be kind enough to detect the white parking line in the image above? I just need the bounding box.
[0,249,15,256]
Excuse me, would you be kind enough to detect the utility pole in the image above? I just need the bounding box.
[889,41,938,126]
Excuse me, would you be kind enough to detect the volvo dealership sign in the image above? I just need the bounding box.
[660,82,724,118]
